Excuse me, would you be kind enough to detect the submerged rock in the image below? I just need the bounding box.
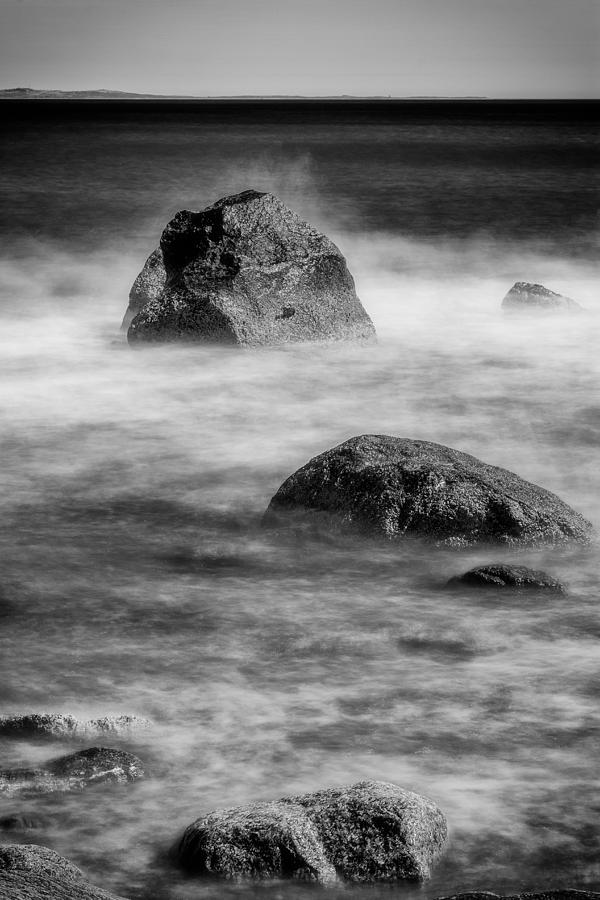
[176,780,447,883]
[126,190,376,346]
[0,713,151,740]
[0,747,145,797]
[263,435,592,546]
[501,282,583,313]
[448,564,566,591]
[0,844,126,900]
[121,248,165,330]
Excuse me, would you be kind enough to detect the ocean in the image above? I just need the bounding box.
[0,99,598,899]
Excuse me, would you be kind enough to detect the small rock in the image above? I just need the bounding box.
[0,713,151,741]
[501,282,583,313]
[0,843,127,899]
[0,747,145,797]
[448,564,566,591]
[176,779,447,883]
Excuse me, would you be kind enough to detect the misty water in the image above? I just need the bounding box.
[0,101,598,899]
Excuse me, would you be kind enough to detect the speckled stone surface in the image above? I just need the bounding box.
[263,435,593,546]
[121,248,165,330]
[0,844,127,900]
[126,190,376,346]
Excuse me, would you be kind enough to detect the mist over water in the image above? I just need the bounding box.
[0,101,599,899]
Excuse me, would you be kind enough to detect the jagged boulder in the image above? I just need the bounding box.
[0,844,126,900]
[263,435,592,546]
[501,282,583,312]
[448,564,566,591]
[0,747,145,797]
[121,248,165,330]
[0,713,151,741]
[126,190,376,346]
[176,780,447,883]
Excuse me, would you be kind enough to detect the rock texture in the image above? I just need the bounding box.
[121,248,165,330]
[0,713,151,741]
[0,844,127,900]
[434,893,600,900]
[501,282,583,313]
[0,747,145,797]
[263,435,592,546]
[126,190,376,346]
[448,564,566,591]
[176,780,447,883]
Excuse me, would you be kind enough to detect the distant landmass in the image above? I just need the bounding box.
[0,88,489,100]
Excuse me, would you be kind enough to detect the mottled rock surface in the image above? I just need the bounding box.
[502,282,583,312]
[176,780,447,883]
[127,190,375,346]
[448,564,566,591]
[0,747,145,797]
[263,435,592,546]
[0,844,126,900]
[121,248,165,330]
[0,714,151,741]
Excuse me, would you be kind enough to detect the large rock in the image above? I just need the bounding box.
[448,564,566,591]
[176,780,447,883]
[0,747,145,797]
[0,713,151,741]
[501,282,583,313]
[263,435,592,546]
[121,248,165,330]
[126,190,376,346]
[0,844,127,900]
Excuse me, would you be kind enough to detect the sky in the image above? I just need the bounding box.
[0,0,598,98]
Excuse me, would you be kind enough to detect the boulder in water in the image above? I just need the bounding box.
[501,282,583,313]
[0,844,126,900]
[0,747,145,797]
[263,435,592,546]
[176,779,447,882]
[126,190,376,346]
[448,564,566,591]
[0,713,151,740]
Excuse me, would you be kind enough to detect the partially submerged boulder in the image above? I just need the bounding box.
[0,747,145,797]
[0,713,151,741]
[0,844,126,900]
[121,248,165,330]
[126,190,376,346]
[501,282,583,313]
[448,564,566,591]
[176,780,447,883]
[263,435,592,546]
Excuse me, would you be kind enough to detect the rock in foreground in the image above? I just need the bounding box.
[448,564,566,591]
[127,190,376,346]
[0,747,145,797]
[263,435,592,546]
[0,713,151,741]
[176,780,447,883]
[501,282,583,313]
[0,844,127,900]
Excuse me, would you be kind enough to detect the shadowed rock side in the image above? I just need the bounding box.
[0,747,145,797]
[126,190,376,346]
[448,564,567,591]
[121,248,165,330]
[176,780,447,883]
[501,282,583,313]
[0,713,151,741]
[263,435,593,547]
[0,844,128,900]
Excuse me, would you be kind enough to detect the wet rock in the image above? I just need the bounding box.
[0,844,126,899]
[0,747,145,797]
[176,779,447,883]
[263,435,592,546]
[127,190,376,346]
[0,713,151,740]
[121,247,165,330]
[448,564,567,591]
[501,282,583,313]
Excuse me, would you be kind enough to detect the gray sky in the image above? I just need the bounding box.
[1,0,598,97]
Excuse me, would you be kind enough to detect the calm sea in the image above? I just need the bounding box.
[0,100,599,899]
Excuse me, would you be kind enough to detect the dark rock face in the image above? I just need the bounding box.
[502,282,583,312]
[263,435,592,547]
[0,844,126,900]
[121,248,165,330]
[448,564,566,591]
[0,713,151,741]
[127,190,376,346]
[0,747,145,797]
[176,780,447,883]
